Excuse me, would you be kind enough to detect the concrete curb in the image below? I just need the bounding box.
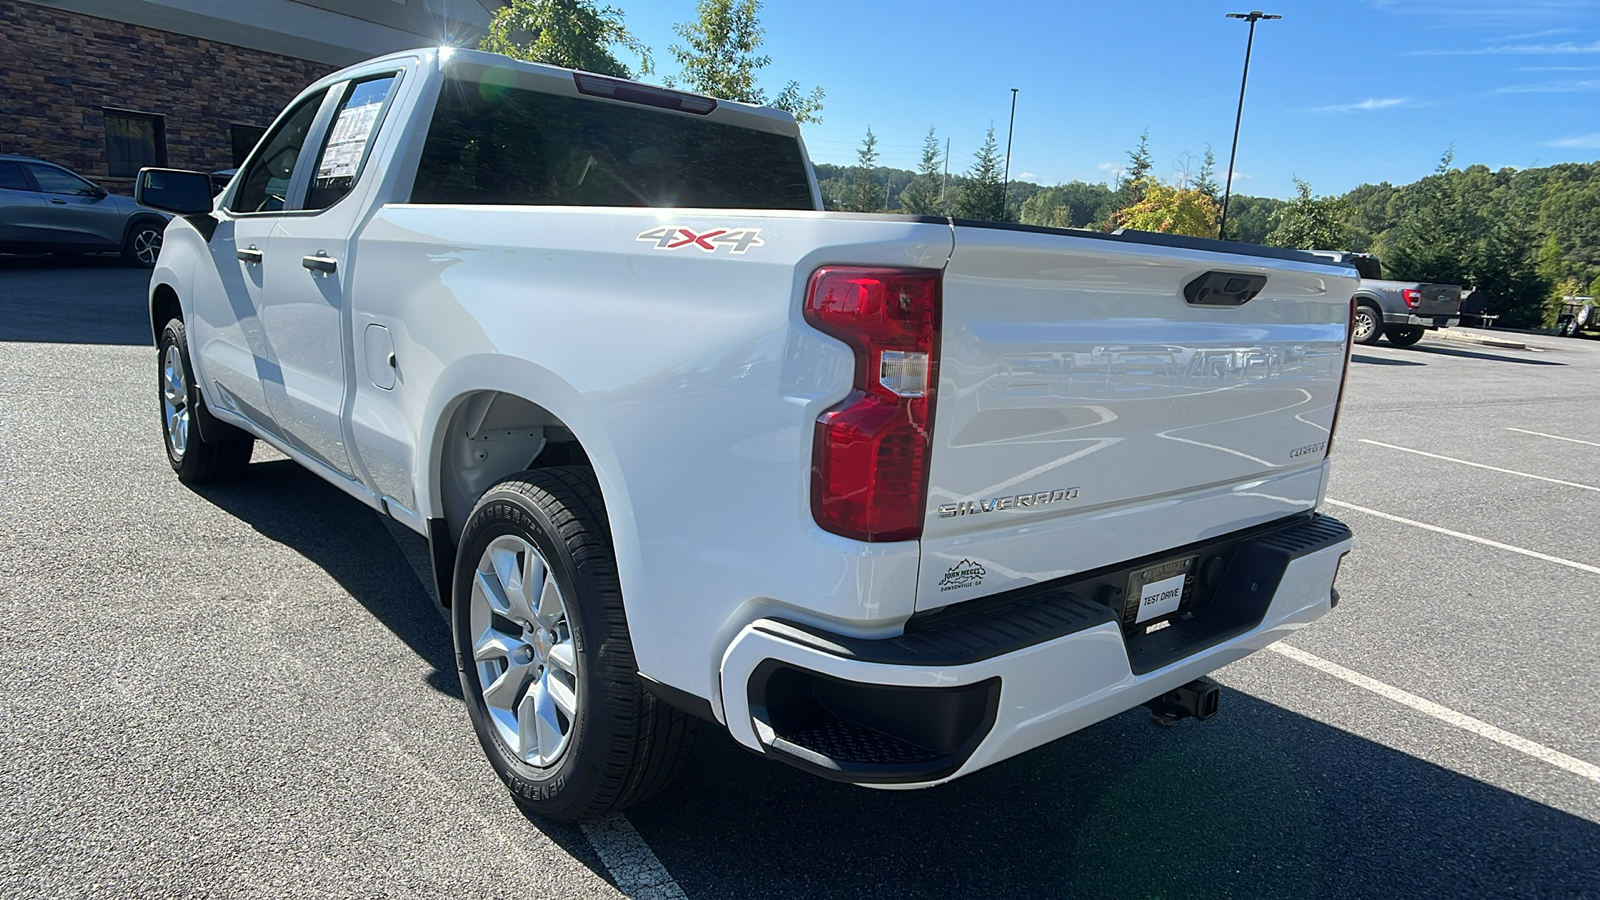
[1431,329,1527,350]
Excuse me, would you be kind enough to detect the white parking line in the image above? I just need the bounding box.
[581,814,688,900]
[1506,427,1600,449]
[1358,439,1600,492]
[1324,499,1600,576]
[1269,643,1600,786]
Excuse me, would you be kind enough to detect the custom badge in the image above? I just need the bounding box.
[636,226,764,254]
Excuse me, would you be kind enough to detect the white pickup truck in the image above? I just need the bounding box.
[137,48,1357,822]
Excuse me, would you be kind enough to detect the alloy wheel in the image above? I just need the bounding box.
[1353,307,1378,342]
[162,344,188,460]
[134,228,163,265]
[469,534,580,768]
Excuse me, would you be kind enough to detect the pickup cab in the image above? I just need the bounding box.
[137,48,1356,822]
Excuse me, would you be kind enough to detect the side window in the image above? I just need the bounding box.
[0,161,33,191]
[231,91,326,214]
[305,74,398,211]
[27,164,98,196]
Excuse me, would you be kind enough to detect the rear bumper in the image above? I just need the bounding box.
[1385,312,1458,328]
[719,513,1352,787]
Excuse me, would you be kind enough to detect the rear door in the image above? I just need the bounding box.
[918,227,1355,609]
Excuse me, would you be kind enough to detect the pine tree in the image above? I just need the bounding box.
[850,127,880,213]
[955,127,1006,221]
[1116,130,1154,207]
[898,127,942,216]
[1195,146,1220,203]
[1265,178,1350,250]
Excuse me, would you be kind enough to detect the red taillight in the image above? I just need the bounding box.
[1327,293,1356,457]
[1402,288,1421,308]
[804,267,941,542]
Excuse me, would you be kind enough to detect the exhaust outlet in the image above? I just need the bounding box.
[1145,676,1221,722]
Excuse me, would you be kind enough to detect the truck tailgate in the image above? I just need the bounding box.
[1415,284,1461,318]
[918,226,1357,610]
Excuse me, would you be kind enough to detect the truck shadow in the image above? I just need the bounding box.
[179,452,1600,900]
[0,255,154,345]
[187,457,461,699]
[1408,344,1565,366]
[1351,353,1426,366]
[624,699,1600,899]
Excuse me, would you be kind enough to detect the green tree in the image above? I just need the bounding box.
[1383,150,1479,286]
[954,127,1006,221]
[1222,195,1286,245]
[667,0,823,122]
[1264,178,1351,250]
[1105,179,1220,238]
[1195,146,1219,203]
[898,127,943,216]
[1019,181,1115,229]
[480,0,651,78]
[1116,130,1154,208]
[850,127,881,213]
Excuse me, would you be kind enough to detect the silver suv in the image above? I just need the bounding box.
[0,155,170,267]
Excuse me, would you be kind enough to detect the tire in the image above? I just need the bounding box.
[1352,302,1384,345]
[453,468,695,822]
[123,220,164,268]
[158,319,254,481]
[1562,316,1581,338]
[1386,326,1425,347]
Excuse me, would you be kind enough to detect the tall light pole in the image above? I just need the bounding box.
[1218,10,1279,241]
[1002,88,1019,220]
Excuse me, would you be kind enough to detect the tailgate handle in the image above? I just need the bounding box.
[1185,271,1267,307]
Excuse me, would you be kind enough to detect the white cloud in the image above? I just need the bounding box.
[1547,133,1600,148]
[1413,39,1600,56]
[1097,162,1124,179]
[1018,171,1039,180]
[1497,78,1600,92]
[1301,97,1411,113]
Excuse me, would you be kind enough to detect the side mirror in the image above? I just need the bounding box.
[135,168,214,215]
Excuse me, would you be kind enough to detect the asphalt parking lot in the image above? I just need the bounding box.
[3,257,1598,899]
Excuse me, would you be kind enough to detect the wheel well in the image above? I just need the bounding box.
[123,214,167,246]
[437,391,594,551]
[151,283,181,340]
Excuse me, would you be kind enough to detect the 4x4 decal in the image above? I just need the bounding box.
[636,226,764,254]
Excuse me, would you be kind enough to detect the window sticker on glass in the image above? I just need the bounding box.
[318,101,382,184]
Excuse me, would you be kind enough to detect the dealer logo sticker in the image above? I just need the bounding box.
[636,226,764,254]
[938,558,987,592]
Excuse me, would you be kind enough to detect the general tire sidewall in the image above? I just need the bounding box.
[452,487,606,817]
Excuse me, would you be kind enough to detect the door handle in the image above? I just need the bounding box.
[302,252,337,274]
[49,198,66,205]
[236,245,262,264]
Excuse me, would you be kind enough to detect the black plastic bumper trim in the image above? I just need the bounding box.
[761,512,1350,672]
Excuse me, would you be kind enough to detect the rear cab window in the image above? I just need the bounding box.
[306,74,400,211]
[411,76,814,210]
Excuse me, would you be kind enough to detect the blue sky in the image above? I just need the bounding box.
[615,0,1600,198]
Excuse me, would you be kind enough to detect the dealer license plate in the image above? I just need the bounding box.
[1127,555,1198,625]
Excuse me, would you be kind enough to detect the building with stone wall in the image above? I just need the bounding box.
[1,0,503,189]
